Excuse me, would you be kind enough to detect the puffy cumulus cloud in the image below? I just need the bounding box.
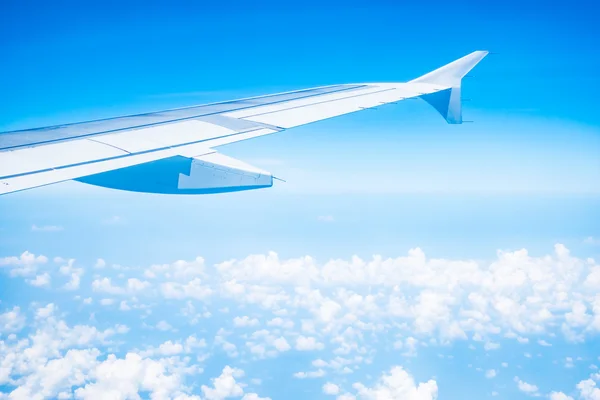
[547,373,600,400]
[323,382,340,395]
[28,272,51,287]
[144,257,207,281]
[295,335,325,351]
[201,366,269,400]
[293,369,326,379]
[0,251,48,277]
[73,352,196,400]
[0,305,132,395]
[514,377,539,396]
[0,306,26,333]
[351,366,437,400]
[1,304,126,368]
[233,316,259,328]
[244,329,291,359]
[161,278,213,301]
[210,244,600,348]
[576,373,600,400]
[8,348,203,400]
[4,245,600,399]
[91,277,150,295]
[485,369,497,379]
[0,305,254,400]
[549,392,574,400]
[139,335,207,358]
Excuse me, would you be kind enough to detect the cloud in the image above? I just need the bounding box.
[293,370,326,379]
[200,366,268,400]
[584,237,600,245]
[577,376,600,400]
[565,357,575,368]
[514,377,539,396]
[31,225,64,232]
[156,320,174,332]
[549,392,574,400]
[161,278,213,300]
[3,244,600,399]
[233,316,259,328]
[0,306,26,333]
[91,277,150,295]
[352,366,437,400]
[0,251,48,277]
[295,335,325,351]
[28,272,51,287]
[273,337,291,352]
[323,382,340,395]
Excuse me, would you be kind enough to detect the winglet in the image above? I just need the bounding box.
[411,51,489,124]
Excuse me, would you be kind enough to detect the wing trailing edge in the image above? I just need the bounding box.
[76,152,273,195]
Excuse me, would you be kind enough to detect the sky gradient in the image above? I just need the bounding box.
[1,0,600,399]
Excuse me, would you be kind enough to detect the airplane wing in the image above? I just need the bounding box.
[0,51,488,196]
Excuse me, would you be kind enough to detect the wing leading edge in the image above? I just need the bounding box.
[0,51,488,196]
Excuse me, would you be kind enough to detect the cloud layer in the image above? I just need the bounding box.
[1,244,599,398]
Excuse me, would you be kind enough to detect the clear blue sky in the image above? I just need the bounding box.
[1,1,600,399]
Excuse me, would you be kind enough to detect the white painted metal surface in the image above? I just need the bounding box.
[0,51,489,196]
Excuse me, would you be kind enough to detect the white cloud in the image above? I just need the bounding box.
[94,258,106,269]
[73,352,195,400]
[161,278,213,300]
[233,316,259,328]
[318,215,334,222]
[484,342,500,351]
[515,377,539,396]
[266,317,294,330]
[549,392,574,400]
[352,366,437,400]
[584,237,600,245]
[0,306,26,333]
[92,277,150,295]
[1,304,129,393]
[293,370,326,379]
[485,369,497,379]
[31,225,64,232]
[201,366,244,400]
[0,251,47,277]
[4,245,600,399]
[273,337,291,352]
[28,272,51,287]
[295,335,325,351]
[577,377,600,400]
[156,320,174,331]
[323,382,340,395]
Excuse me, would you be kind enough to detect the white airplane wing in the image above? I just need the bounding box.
[0,51,488,196]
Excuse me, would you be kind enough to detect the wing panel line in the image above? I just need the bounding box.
[238,87,398,119]
[0,85,368,151]
[0,127,275,180]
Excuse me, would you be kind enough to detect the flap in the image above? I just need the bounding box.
[75,152,273,195]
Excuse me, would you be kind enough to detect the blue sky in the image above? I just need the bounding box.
[1,0,600,399]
